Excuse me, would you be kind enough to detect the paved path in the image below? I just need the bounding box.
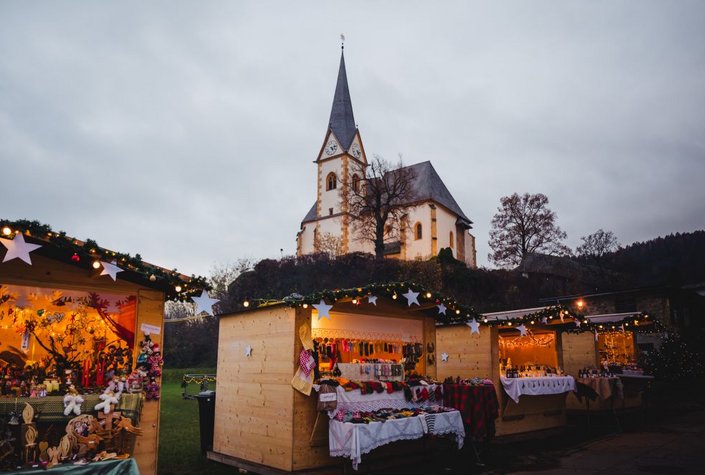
[507,411,705,475]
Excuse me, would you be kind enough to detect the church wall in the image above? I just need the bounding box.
[298,225,315,255]
[402,204,432,260]
[435,206,460,257]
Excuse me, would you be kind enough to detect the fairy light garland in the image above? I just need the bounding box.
[0,219,208,300]
[238,281,657,332]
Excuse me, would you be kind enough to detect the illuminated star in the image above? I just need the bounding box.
[0,233,42,265]
[313,299,333,320]
[440,352,449,362]
[367,295,378,306]
[517,324,528,336]
[437,303,447,315]
[191,290,220,316]
[100,261,123,281]
[245,345,253,357]
[467,318,480,335]
[541,317,548,325]
[574,319,582,328]
[402,288,419,306]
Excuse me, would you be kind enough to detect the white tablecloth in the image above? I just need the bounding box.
[329,410,465,470]
[501,376,576,403]
[331,384,443,413]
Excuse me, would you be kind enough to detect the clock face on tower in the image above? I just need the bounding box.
[325,139,339,156]
[351,143,361,159]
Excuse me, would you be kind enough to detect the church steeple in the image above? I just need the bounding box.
[328,47,357,151]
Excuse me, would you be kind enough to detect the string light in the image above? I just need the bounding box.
[243,300,250,308]
[175,285,182,293]
[92,261,101,269]
[2,226,11,236]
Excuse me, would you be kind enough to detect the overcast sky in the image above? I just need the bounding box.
[2,1,704,278]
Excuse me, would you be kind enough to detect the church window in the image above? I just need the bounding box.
[414,223,423,240]
[352,174,360,192]
[449,231,454,248]
[326,172,337,191]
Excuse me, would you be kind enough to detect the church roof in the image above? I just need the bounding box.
[404,161,473,227]
[328,49,357,151]
[300,161,472,227]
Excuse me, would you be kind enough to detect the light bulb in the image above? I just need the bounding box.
[92,261,101,269]
[2,226,12,236]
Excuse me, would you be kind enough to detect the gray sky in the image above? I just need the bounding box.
[2,1,704,278]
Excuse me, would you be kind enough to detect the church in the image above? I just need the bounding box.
[296,48,477,268]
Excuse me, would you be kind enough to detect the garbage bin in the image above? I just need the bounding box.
[195,390,216,454]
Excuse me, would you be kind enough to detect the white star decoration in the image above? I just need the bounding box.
[594,330,599,342]
[313,299,333,320]
[367,295,378,306]
[191,290,220,316]
[245,345,253,357]
[541,317,548,325]
[437,303,447,315]
[517,324,528,336]
[574,319,582,328]
[99,261,123,281]
[440,352,449,362]
[402,288,419,306]
[0,233,42,265]
[467,318,480,334]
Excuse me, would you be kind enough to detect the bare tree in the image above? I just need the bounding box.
[488,192,571,268]
[576,229,619,259]
[318,232,344,258]
[344,155,417,259]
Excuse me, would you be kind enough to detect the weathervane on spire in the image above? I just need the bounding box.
[340,33,345,50]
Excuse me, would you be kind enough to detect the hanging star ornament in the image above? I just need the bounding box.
[440,352,449,362]
[517,324,528,336]
[191,290,220,316]
[245,345,253,357]
[467,318,480,335]
[574,319,582,328]
[367,295,378,306]
[0,233,42,265]
[437,303,447,315]
[541,317,548,325]
[99,261,123,281]
[402,288,419,306]
[313,299,333,320]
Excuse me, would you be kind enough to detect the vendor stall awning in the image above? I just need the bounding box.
[585,312,642,324]
[481,307,548,322]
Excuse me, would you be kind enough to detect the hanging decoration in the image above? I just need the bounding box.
[467,318,480,335]
[99,261,123,281]
[437,303,447,315]
[440,352,449,362]
[0,232,42,265]
[0,219,208,300]
[191,290,220,316]
[313,299,333,320]
[517,324,528,336]
[402,288,420,306]
[367,295,377,306]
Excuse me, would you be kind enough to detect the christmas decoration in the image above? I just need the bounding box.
[313,299,333,320]
[367,295,377,305]
[63,385,84,416]
[99,261,123,281]
[517,324,528,336]
[402,288,419,306]
[191,290,220,316]
[467,318,480,335]
[245,345,253,357]
[440,352,449,362]
[0,233,42,265]
[437,303,447,315]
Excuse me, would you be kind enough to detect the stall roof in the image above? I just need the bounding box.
[482,306,549,321]
[585,312,643,324]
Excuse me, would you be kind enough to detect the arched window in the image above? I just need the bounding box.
[352,174,360,193]
[414,223,423,240]
[326,172,337,191]
[449,231,454,248]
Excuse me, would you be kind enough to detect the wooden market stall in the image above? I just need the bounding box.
[437,306,578,437]
[0,221,205,474]
[563,312,655,413]
[210,284,472,474]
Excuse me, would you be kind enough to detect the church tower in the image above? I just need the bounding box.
[297,46,368,255]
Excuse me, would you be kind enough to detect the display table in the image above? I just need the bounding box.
[329,410,465,470]
[15,458,139,474]
[328,384,443,413]
[577,377,623,401]
[443,384,498,441]
[500,376,575,403]
[0,393,144,423]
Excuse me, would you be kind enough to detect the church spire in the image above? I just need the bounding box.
[328,46,357,151]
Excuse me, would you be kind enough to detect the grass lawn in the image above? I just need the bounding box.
[158,368,235,475]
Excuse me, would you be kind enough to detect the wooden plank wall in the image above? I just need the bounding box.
[561,332,598,376]
[436,324,493,380]
[214,307,296,472]
[132,289,165,475]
